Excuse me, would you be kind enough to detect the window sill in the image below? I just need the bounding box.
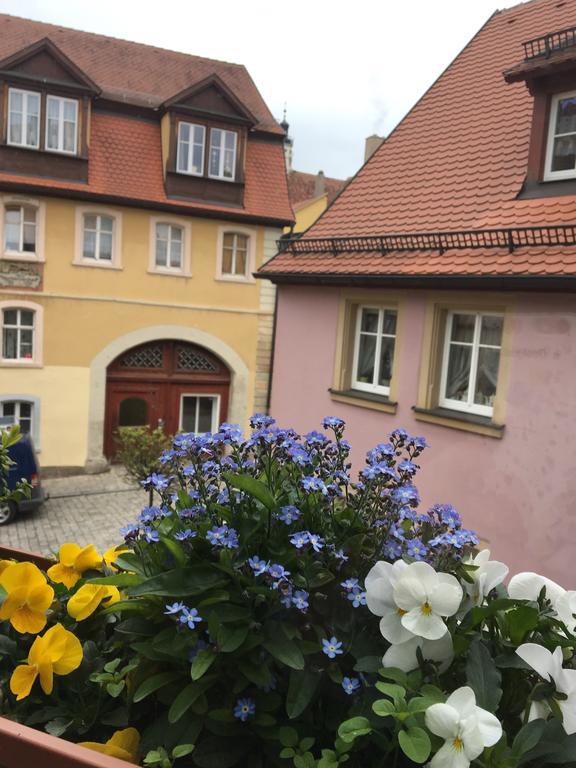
[72,260,122,270]
[412,406,505,439]
[329,388,397,414]
[147,268,192,278]
[215,274,255,284]
[2,252,45,263]
[0,360,43,369]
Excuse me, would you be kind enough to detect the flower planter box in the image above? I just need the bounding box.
[0,545,133,768]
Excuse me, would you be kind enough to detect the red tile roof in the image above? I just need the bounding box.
[0,15,293,225]
[261,0,576,278]
[0,14,281,134]
[0,113,293,224]
[287,171,347,207]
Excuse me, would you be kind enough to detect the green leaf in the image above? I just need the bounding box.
[191,735,250,768]
[299,737,315,751]
[45,718,73,737]
[263,634,304,670]
[279,748,296,758]
[160,535,187,567]
[128,567,225,597]
[168,678,215,723]
[279,726,299,747]
[507,605,540,645]
[379,667,408,686]
[398,726,431,764]
[103,658,122,674]
[408,696,438,713]
[286,669,321,718]
[308,569,335,588]
[133,671,181,703]
[466,640,502,713]
[353,655,383,673]
[420,684,445,703]
[372,699,395,717]
[224,472,275,510]
[172,744,195,759]
[238,659,273,688]
[106,680,125,698]
[520,720,576,765]
[512,719,546,757]
[111,553,147,575]
[191,649,217,680]
[375,682,406,704]
[218,624,250,653]
[294,755,315,768]
[337,717,372,744]
[87,573,143,588]
[0,635,18,659]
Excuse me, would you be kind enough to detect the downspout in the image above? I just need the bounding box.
[265,286,279,415]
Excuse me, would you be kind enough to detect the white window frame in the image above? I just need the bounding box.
[178,393,220,434]
[1,196,45,262]
[7,88,40,149]
[351,305,397,396]
[73,207,122,269]
[0,300,44,367]
[176,122,205,176]
[216,226,256,283]
[45,95,78,155]
[439,310,503,418]
[544,89,576,181]
[148,217,192,276]
[0,396,40,448]
[208,128,237,181]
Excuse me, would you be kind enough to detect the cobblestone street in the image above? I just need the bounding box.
[0,467,146,557]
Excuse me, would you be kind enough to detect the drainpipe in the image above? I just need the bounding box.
[265,288,279,415]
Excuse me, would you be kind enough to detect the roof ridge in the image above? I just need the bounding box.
[0,12,247,71]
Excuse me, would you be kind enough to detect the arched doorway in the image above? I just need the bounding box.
[104,340,230,458]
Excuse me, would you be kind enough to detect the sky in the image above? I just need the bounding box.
[0,0,521,179]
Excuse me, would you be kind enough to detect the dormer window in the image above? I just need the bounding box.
[544,91,576,180]
[8,88,40,149]
[177,122,205,175]
[46,95,78,154]
[209,128,237,180]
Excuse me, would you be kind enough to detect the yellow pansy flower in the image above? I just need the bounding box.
[0,561,54,634]
[47,543,102,589]
[10,623,83,700]
[0,558,14,576]
[103,544,129,571]
[67,584,120,621]
[79,727,140,764]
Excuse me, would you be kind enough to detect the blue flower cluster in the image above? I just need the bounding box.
[164,602,203,629]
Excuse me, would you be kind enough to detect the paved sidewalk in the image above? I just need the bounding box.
[0,467,146,558]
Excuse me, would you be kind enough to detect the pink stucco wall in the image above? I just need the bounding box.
[270,285,576,584]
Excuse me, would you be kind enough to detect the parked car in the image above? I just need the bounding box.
[0,427,46,525]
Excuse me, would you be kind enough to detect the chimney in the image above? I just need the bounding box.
[364,134,385,162]
[314,170,326,197]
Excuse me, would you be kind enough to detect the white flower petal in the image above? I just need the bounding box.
[461,721,485,761]
[473,549,491,567]
[379,610,414,644]
[481,560,509,594]
[365,561,393,591]
[429,573,463,617]
[516,643,554,681]
[555,590,576,633]
[422,633,455,672]
[474,706,503,747]
[383,636,422,673]
[446,687,476,718]
[528,699,551,723]
[402,606,448,640]
[366,580,396,616]
[430,739,470,768]
[394,574,429,611]
[425,703,460,739]
[559,693,576,735]
[508,572,565,604]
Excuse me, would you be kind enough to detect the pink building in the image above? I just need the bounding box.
[258,0,576,584]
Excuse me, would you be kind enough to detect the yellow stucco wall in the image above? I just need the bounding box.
[284,194,328,236]
[0,195,276,467]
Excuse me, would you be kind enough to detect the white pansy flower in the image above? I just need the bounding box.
[383,631,453,673]
[425,686,502,768]
[365,560,415,644]
[516,643,576,735]
[463,550,508,607]
[508,572,576,633]
[393,561,463,641]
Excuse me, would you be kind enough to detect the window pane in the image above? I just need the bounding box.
[551,135,576,172]
[2,328,17,358]
[556,96,576,134]
[198,398,214,433]
[450,313,475,343]
[10,91,22,112]
[179,123,191,143]
[3,309,17,325]
[5,221,20,251]
[169,238,182,268]
[64,100,76,121]
[171,226,182,244]
[19,402,32,418]
[5,207,21,226]
[118,397,148,427]
[235,249,246,275]
[356,334,376,384]
[480,315,503,346]
[9,112,22,145]
[63,121,76,152]
[23,207,36,224]
[46,117,59,149]
[20,329,33,357]
[23,223,36,252]
[191,143,203,173]
[382,309,397,335]
[2,402,15,417]
[177,139,189,172]
[26,113,39,147]
[378,336,395,388]
[84,214,97,230]
[20,310,34,326]
[100,216,114,233]
[83,230,96,259]
[156,238,167,266]
[445,344,472,402]
[27,93,40,118]
[360,308,379,333]
[222,247,233,274]
[223,233,234,249]
[236,234,248,251]
[99,232,113,260]
[210,129,222,176]
[47,98,59,119]
[156,223,169,240]
[181,396,198,432]
[474,347,501,407]
[19,416,32,435]
[224,131,235,150]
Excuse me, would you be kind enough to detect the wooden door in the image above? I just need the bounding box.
[104,381,166,458]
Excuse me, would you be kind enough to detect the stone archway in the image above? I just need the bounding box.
[85,325,249,472]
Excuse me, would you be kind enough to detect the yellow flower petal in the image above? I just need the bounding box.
[103,545,128,571]
[0,586,28,621]
[10,604,48,635]
[68,584,121,621]
[79,728,140,764]
[0,558,14,576]
[78,743,134,762]
[47,562,80,589]
[51,628,83,675]
[27,583,55,613]
[0,562,47,593]
[57,543,82,567]
[10,664,38,701]
[38,660,54,695]
[74,544,102,574]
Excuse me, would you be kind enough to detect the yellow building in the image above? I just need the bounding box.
[285,170,347,235]
[0,16,292,470]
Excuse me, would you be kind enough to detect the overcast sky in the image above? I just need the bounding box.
[0,0,520,178]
